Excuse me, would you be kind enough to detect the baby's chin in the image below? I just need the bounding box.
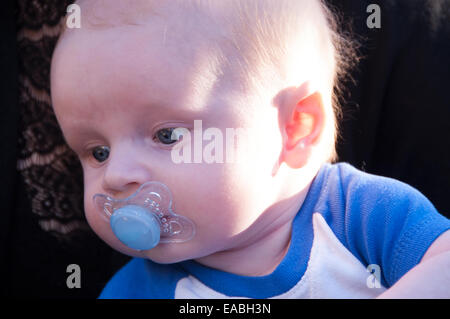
[134,241,207,264]
[98,224,216,264]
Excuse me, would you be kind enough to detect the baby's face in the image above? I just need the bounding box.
[51,19,299,263]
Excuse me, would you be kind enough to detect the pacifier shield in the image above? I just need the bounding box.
[110,205,160,250]
[94,181,196,250]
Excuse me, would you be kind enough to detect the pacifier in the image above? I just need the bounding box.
[93,181,195,251]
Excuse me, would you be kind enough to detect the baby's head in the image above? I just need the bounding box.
[51,0,352,265]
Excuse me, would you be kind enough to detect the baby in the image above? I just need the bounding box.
[50,0,450,298]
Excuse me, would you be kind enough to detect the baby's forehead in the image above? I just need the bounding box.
[74,1,330,58]
[62,0,335,96]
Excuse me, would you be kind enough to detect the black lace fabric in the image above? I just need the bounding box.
[5,0,129,298]
[16,0,91,240]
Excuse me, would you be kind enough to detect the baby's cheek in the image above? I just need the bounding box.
[83,199,111,241]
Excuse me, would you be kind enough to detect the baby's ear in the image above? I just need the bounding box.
[282,91,325,169]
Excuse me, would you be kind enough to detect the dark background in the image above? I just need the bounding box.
[0,0,449,298]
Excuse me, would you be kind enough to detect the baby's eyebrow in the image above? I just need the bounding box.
[61,122,104,148]
[143,98,218,116]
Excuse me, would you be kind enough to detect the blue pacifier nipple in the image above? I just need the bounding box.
[110,205,161,250]
[93,182,195,251]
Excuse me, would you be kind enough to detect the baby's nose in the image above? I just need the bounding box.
[102,148,152,196]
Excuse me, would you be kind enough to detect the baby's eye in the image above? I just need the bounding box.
[92,146,110,162]
[155,128,179,145]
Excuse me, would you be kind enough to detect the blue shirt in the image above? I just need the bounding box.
[99,163,450,298]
